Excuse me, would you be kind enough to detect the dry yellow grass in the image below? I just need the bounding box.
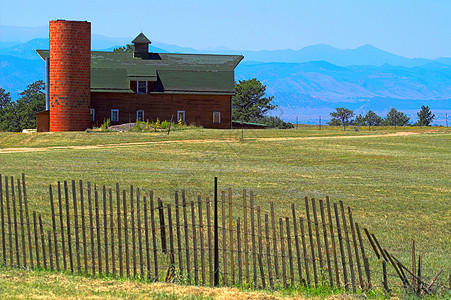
[0,267,372,299]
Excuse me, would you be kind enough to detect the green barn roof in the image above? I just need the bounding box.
[36,50,243,95]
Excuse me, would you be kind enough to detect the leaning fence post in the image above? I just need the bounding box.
[102,186,109,276]
[279,218,287,286]
[228,189,234,285]
[299,217,311,285]
[182,190,190,282]
[348,207,363,289]
[326,197,340,286]
[312,198,324,275]
[137,189,144,277]
[265,214,274,289]
[285,217,294,285]
[123,190,130,278]
[144,196,151,280]
[39,214,46,269]
[22,174,33,269]
[79,181,87,275]
[57,182,67,271]
[213,177,219,287]
[87,182,95,276]
[291,203,303,284]
[250,192,257,287]
[257,207,265,289]
[319,199,333,286]
[174,191,183,275]
[94,186,102,275]
[0,174,6,266]
[130,186,136,277]
[11,177,21,267]
[64,181,73,273]
[206,197,213,286]
[48,231,53,270]
[191,200,199,285]
[305,197,318,286]
[17,179,27,268]
[108,188,115,277]
[334,202,348,290]
[33,211,40,268]
[270,201,279,280]
[340,201,355,292]
[49,185,60,271]
[150,192,158,281]
[72,180,81,275]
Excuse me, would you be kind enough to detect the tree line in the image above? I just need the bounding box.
[0,81,45,132]
[328,106,436,130]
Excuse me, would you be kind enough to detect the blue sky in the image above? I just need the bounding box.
[1,0,450,58]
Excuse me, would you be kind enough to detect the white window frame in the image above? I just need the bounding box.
[213,111,221,124]
[90,109,95,121]
[111,109,119,122]
[136,110,145,122]
[177,110,185,123]
[137,81,148,94]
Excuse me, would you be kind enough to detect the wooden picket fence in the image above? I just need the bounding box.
[0,173,448,294]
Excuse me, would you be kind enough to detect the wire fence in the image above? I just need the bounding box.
[0,173,449,295]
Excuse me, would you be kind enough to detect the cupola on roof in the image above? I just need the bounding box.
[132,33,151,44]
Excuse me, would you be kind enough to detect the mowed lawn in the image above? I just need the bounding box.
[0,127,450,287]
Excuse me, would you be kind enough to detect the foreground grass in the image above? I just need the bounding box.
[0,127,450,296]
[0,266,385,299]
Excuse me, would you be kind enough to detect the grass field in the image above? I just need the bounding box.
[0,126,450,298]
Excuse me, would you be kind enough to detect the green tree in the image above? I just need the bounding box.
[0,81,45,132]
[415,105,435,126]
[232,78,276,122]
[0,88,13,131]
[113,44,134,53]
[364,110,383,129]
[383,108,410,128]
[328,107,354,130]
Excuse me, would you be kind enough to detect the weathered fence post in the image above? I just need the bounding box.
[214,177,219,286]
[22,174,33,268]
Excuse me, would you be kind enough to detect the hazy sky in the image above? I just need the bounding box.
[1,0,450,58]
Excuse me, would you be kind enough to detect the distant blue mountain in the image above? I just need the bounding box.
[0,55,44,97]
[235,61,451,124]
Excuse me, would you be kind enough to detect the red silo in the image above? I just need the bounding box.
[49,20,91,131]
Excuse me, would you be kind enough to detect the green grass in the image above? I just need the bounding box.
[0,126,450,297]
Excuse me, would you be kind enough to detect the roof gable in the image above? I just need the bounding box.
[132,33,151,44]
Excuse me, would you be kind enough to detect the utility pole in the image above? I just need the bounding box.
[296,116,298,130]
[319,116,321,130]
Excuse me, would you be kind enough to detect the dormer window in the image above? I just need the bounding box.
[137,81,147,94]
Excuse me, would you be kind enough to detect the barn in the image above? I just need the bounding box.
[36,20,243,132]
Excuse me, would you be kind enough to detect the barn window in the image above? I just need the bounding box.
[90,109,95,121]
[136,110,145,122]
[177,110,185,123]
[213,111,221,124]
[111,109,119,122]
[137,81,148,94]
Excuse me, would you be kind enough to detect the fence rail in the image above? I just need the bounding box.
[0,173,449,295]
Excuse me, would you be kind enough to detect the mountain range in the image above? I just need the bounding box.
[1,25,450,125]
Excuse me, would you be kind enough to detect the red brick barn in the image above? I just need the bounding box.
[36,20,243,131]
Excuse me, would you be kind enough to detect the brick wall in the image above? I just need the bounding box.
[49,20,91,131]
[90,93,232,129]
